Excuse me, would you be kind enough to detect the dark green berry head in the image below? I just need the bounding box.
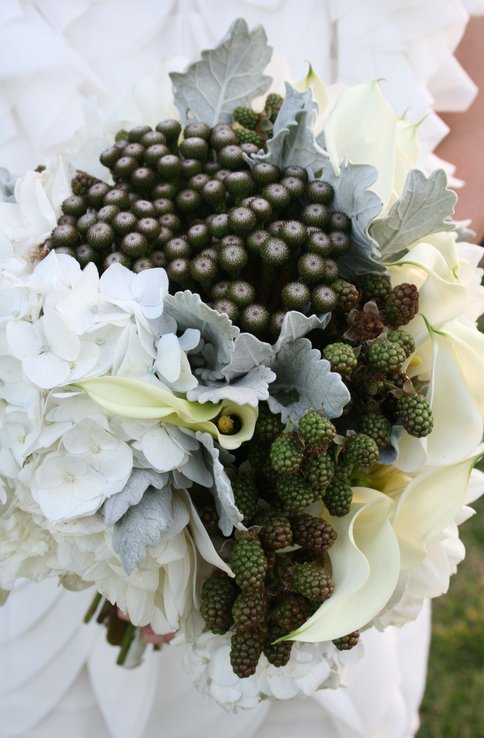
[262,183,290,210]
[306,180,334,205]
[120,231,148,258]
[311,285,338,313]
[51,224,79,248]
[179,136,209,160]
[306,230,332,257]
[62,195,87,217]
[302,203,330,229]
[210,124,238,150]
[184,121,212,140]
[280,220,307,247]
[187,223,211,251]
[228,280,256,307]
[261,237,290,266]
[155,119,181,143]
[252,162,281,186]
[228,206,257,236]
[86,222,114,250]
[240,304,270,336]
[281,281,310,310]
[217,145,245,170]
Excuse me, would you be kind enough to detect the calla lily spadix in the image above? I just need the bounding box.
[77,376,258,450]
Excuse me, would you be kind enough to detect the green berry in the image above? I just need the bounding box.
[323,343,358,377]
[257,511,293,550]
[368,338,406,374]
[344,433,379,468]
[270,593,311,633]
[324,475,353,516]
[359,414,392,449]
[235,126,263,146]
[332,279,360,313]
[291,513,337,552]
[358,273,392,306]
[290,562,334,605]
[333,631,360,650]
[264,93,283,122]
[254,404,285,444]
[264,633,293,667]
[232,477,259,522]
[270,433,304,475]
[233,107,259,130]
[298,410,336,449]
[388,329,415,358]
[303,450,335,491]
[229,533,267,590]
[200,573,237,634]
[232,590,267,632]
[383,283,419,327]
[276,474,322,512]
[398,394,434,437]
[230,630,265,678]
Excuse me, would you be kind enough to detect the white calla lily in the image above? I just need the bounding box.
[295,63,329,121]
[323,81,397,208]
[286,488,400,642]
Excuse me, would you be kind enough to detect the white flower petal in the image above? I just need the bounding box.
[141,426,187,472]
[22,353,70,389]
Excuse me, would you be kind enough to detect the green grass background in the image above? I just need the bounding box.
[417,485,484,737]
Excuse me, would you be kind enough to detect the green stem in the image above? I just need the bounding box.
[116,623,136,666]
[83,592,102,623]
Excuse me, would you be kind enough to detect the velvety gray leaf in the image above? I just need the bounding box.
[164,290,239,380]
[0,168,16,203]
[103,468,168,526]
[222,333,275,380]
[273,310,332,353]
[250,84,326,173]
[320,161,385,279]
[196,431,243,535]
[188,365,275,407]
[370,169,457,261]
[379,425,402,465]
[112,488,174,574]
[267,337,350,422]
[170,18,272,126]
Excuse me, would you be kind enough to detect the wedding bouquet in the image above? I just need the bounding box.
[1,19,483,710]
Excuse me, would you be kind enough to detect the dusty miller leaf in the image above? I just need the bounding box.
[112,488,174,574]
[196,431,243,535]
[222,332,275,380]
[267,338,350,422]
[103,468,168,526]
[188,365,275,407]
[273,310,332,353]
[170,19,272,126]
[319,160,385,279]
[250,84,327,172]
[370,169,457,261]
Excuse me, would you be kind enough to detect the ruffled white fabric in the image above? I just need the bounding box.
[1,0,484,172]
[0,581,431,738]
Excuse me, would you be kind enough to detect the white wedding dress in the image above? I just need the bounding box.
[1,1,483,736]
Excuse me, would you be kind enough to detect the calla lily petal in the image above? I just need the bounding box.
[393,456,478,569]
[295,63,328,115]
[285,488,400,642]
[323,81,397,208]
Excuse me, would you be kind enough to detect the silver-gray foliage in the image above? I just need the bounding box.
[170,18,272,126]
[103,468,168,526]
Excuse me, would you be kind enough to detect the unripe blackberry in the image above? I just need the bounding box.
[358,273,392,306]
[264,633,293,667]
[229,533,267,590]
[298,252,326,285]
[233,106,259,129]
[290,562,334,605]
[264,92,283,122]
[332,279,360,313]
[359,413,392,449]
[217,144,245,170]
[257,511,293,550]
[86,222,114,250]
[281,281,311,310]
[270,433,304,475]
[325,475,353,516]
[298,410,336,449]
[397,394,434,437]
[232,590,267,632]
[368,338,406,374]
[280,220,307,247]
[254,404,285,444]
[252,162,281,186]
[276,474,322,512]
[51,224,79,248]
[270,593,311,633]
[388,329,415,358]
[344,433,379,468]
[236,127,263,147]
[232,477,259,522]
[155,119,181,142]
[311,285,338,313]
[301,203,330,229]
[307,230,332,257]
[200,574,237,634]
[323,342,358,377]
[61,195,87,217]
[291,513,337,552]
[383,283,419,327]
[303,451,335,492]
[333,631,360,650]
[262,183,290,210]
[230,630,265,678]
[306,180,334,205]
[240,304,270,336]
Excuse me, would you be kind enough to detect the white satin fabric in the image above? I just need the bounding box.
[0,581,431,738]
[1,0,484,172]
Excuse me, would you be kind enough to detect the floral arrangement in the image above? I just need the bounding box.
[1,19,483,710]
